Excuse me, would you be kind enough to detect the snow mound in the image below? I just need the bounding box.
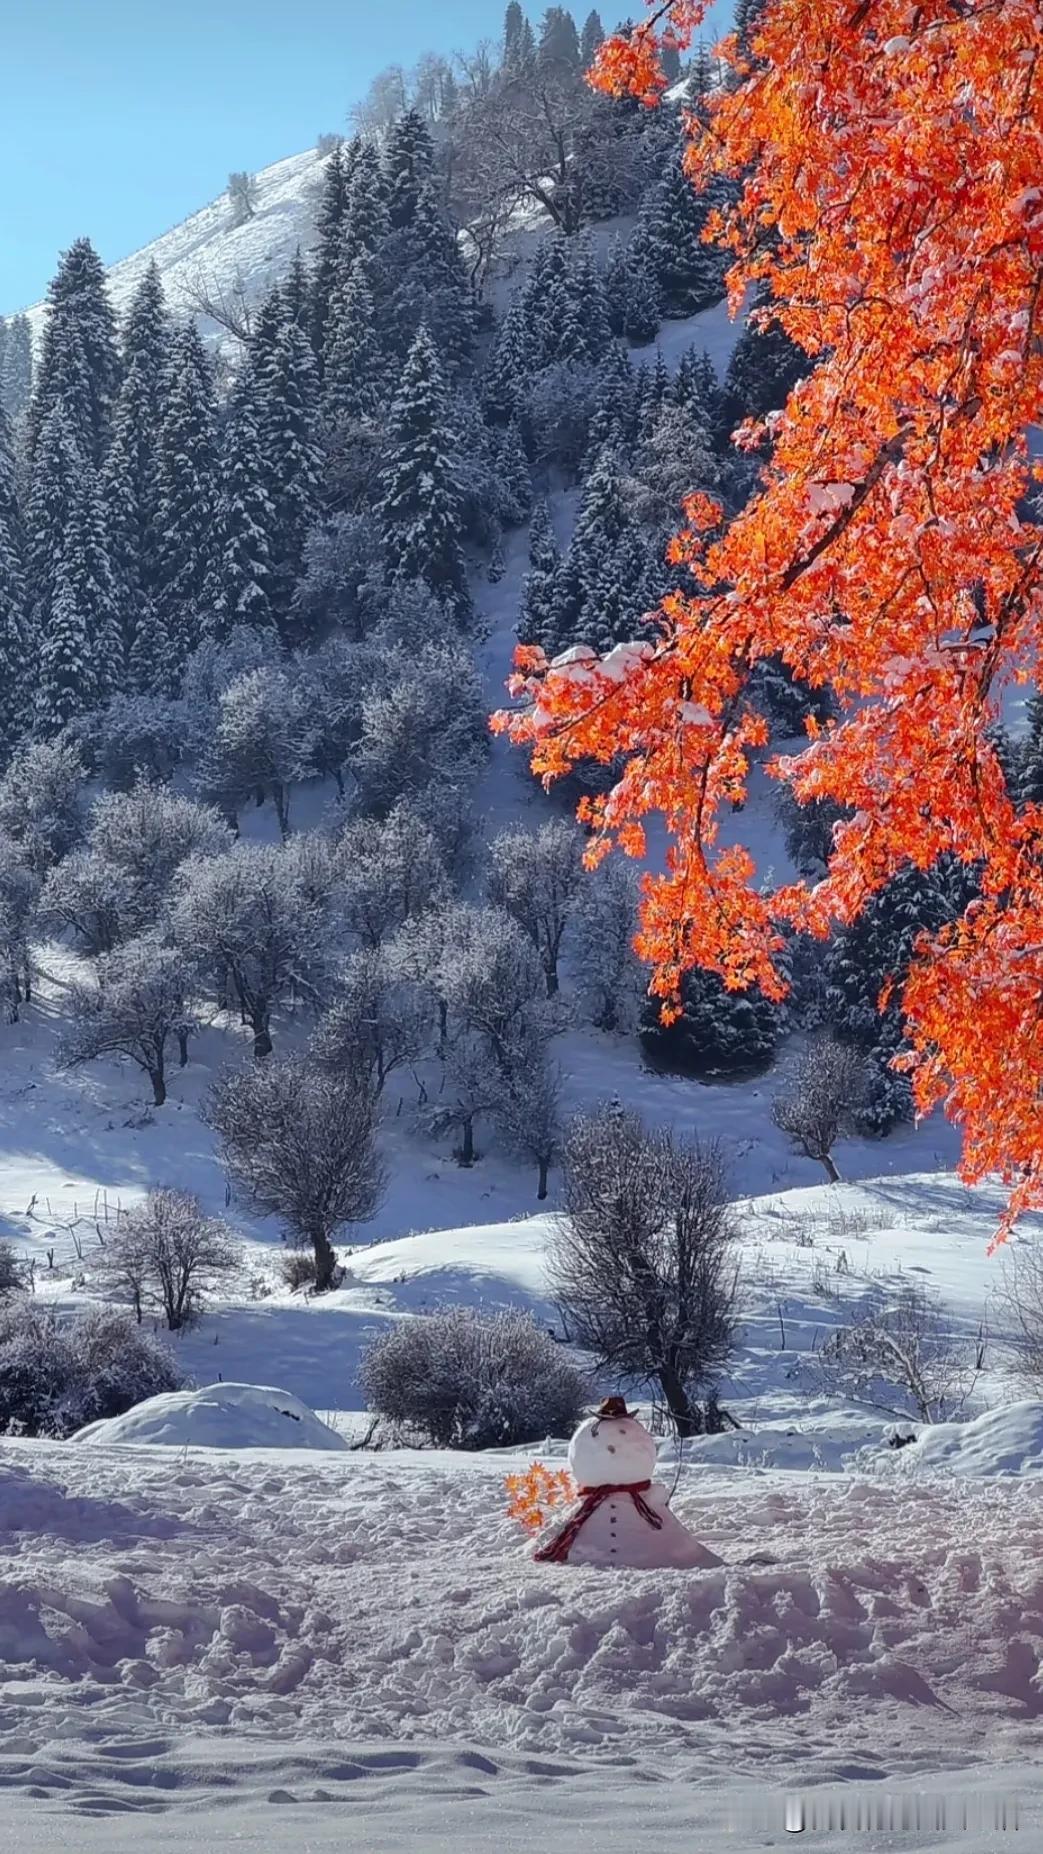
[904,1401,1043,1478]
[71,1382,349,1452]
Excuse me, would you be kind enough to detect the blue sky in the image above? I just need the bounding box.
[1,0,733,316]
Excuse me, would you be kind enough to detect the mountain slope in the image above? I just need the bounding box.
[21,146,325,344]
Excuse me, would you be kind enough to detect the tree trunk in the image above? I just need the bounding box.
[274,784,291,839]
[22,961,31,1003]
[178,1030,190,1068]
[460,1115,475,1166]
[150,1064,167,1106]
[251,1008,273,1058]
[537,1155,549,1200]
[657,1363,702,1438]
[821,1151,841,1184]
[311,1226,338,1293]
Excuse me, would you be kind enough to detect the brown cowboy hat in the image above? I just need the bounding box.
[594,1395,636,1421]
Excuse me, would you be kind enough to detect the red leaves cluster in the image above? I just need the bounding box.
[496,1,1043,1240]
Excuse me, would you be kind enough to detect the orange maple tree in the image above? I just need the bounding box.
[495,1,1043,1241]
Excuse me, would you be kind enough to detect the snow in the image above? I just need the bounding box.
[70,1382,349,1452]
[903,1400,1043,1478]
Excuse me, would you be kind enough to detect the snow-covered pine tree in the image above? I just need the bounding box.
[384,108,435,229]
[503,0,530,72]
[641,965,783,1078]
[406,181,477,375]
[155,324,219,678]
[378,325,471,623]
[579,7,605,66]
[538,5,581,72]
[281,251,312,334]
[102,268,171,672]
[255,318,322,634]
[520,238,570,372]
[1020,689,1043,806]
[719,290,808,441]
[28,238,120,467]
[637,346,670,435]
[584,340,637,461]
[0,405,27,754]
[0,315,33,424]
[209,381,278,641]
[310,143,350,368]
[517,498,561,647]
[496,417,533,525]
[482,293,531,425]
[37,559,95,737]
[323,258,381,424]
[342,143,392,271]
[641,146,725,318]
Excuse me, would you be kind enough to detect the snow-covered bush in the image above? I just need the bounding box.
[205,1057,385,1292]
[0,1241,26,1300]
[97,1188,241,1330]
[812,1279,983,1424]
[59,934,196,1104]
[0,1301,181,1439]
[359,1307,589,1449]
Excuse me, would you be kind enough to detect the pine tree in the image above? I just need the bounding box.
[155,325,218,678]
[642,147,725,317]
[255,319,321,632]
[282,251,313,333]
[521,237,571,371]
[311,144,350,366]
[0,406,27,752]
[384,109,435,230]
[638,347,671,434]
[342,144,391,270]
[379,325,471,622]
[538,5,581,72]
[323,260,381,424]
[584,340,636,460]
[405,182,477,374]
[503,0,530,71]
[719,292,808,440]
[28,409,116,729]
[497,417,533,525]
[103,268,170,665]
[0,315,33,423]
[673,345,722,428]
[579,8,604,67]
[482,293,530,425]
[37,559,94,738]
[1021,688,1043,805]
[735,0,769,55]
[517,497,561,647]
[29,238,120,466]
[641,967,783,1077]
[209,382,278,641]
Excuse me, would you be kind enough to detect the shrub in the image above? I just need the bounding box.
[0,1301,182,1438]
[97,1189,242,1330]
[0,1241,26,1300]
[359,1308,589,1450]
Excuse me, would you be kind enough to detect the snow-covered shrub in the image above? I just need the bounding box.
[0,1241,26,1300]
[0,740,85,877]
[359,1308,589,1449]
[0,1301,181,1439]
[97,1188,242,1330]
[205,1057,385,1292]
[812,1279,983,1424]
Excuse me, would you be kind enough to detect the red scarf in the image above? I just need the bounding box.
[534,1480,663,1564]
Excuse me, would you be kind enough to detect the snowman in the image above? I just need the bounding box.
[534,1396,722,1570]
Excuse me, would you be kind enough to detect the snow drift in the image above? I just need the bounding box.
[71,1382,348,1451]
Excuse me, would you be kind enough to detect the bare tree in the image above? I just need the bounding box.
[812,1278,985,1424]
[205,1058,385,1292]
[453,65,593,238]
[996,1243,1043,1391]
[487,818,585,995]
[227,170,259,225]
[494,1041,564,1200]
[549,1105,741,1436]
[59,935,196,1106]
[98,1189,241,1331]
[772,1038,871,1183]
[181,267,255,345]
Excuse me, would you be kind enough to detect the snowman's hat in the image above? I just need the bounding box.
[595,1396,635,1421]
